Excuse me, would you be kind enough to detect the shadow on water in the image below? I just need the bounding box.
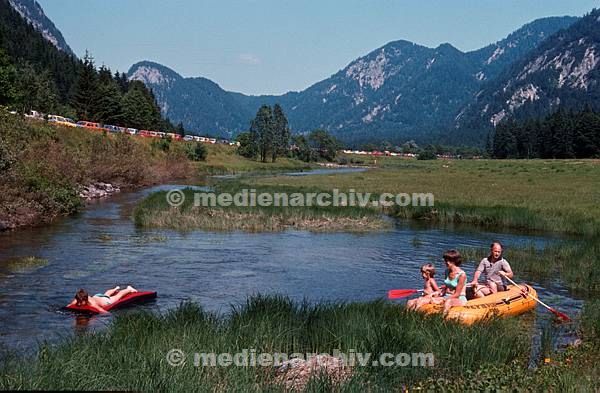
[0,170,585,356]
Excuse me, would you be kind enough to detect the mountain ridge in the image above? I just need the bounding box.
[454,9,600,142]
[7,0,74,55]
[129,15,582,144]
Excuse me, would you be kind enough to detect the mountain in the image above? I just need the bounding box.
[129,61,257,137]
[129,15,580,144]
[0,0,80,102]
[467,16,579,82]
[7,0,74,56]
[456,10,600,138]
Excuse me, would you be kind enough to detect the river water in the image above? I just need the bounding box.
[0,170,583,357]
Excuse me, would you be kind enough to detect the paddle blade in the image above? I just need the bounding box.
[387,289,418,299]
[550,308,571,322]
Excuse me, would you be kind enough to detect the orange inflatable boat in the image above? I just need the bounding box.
[418,284,537,325]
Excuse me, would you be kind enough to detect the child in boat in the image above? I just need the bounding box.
[67,286,138,313]
[407,263,441,310]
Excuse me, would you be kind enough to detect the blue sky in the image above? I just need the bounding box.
[38,0,598,95]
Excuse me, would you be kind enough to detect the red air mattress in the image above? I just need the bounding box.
[64,291,157,314]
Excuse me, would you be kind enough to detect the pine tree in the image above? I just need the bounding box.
[70,51,99,120]
[115,72,129,93]
[14,63,58,113]
[121,85,154,129]
[0,48,16,106]
[96,81,123,124]
[492,121,517,158]
[120,81,164,130]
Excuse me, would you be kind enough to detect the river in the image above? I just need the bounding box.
[0,169,583,358]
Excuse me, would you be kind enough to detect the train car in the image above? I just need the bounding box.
[126,128,138,135]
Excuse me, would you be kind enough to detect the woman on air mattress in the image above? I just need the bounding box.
[67,286,138,314]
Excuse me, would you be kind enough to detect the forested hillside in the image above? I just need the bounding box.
[0,0,174,132]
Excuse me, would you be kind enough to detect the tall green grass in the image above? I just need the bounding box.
[392,203,599,237]
[0,296,529,391]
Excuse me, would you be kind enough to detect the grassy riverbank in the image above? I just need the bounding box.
[1,296,598,391]
[0,114,193,230]
[0,115,309,231]
[133,182,390,232]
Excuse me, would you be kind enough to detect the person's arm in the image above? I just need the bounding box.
[470,260,485,285]
[452,273,467,299]
[91,304,110,314]
[88,298,110,314]
[66,299,77,307]
[430,279,441,296]
[500,260,514,279]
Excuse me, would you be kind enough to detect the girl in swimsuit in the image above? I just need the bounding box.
[440,249,468,314]
[68,286,138,313]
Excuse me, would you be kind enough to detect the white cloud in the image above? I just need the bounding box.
[238,53,261,65]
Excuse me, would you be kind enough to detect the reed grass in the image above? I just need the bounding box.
[133,184,390,233]
[459,241,600,293]
[0,296,529,391]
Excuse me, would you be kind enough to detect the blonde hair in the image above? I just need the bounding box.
[420,263,436,278]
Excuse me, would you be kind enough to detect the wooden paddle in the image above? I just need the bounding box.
[503,275,571,322]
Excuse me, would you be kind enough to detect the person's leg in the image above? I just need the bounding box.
[407,298,417,310]
[488,281,498,294]
[108,286,137,303]
[415,295,433,310]
[443,298,466,314]
[104,286,120,296]
[473,284,491,298]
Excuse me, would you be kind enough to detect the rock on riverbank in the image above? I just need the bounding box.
[79,182,121,200]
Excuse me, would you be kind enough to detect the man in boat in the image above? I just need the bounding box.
[470,242,514,298]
